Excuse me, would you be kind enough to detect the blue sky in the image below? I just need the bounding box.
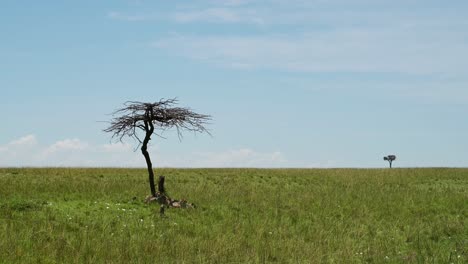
[1,0,467,168]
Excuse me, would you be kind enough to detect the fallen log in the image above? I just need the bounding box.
[144,175,196,214]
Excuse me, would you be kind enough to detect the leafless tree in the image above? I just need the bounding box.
[383,155,396,168]
[104,98,211,197]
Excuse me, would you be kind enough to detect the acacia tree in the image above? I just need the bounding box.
[104,98,210,197]
[383,155,396,168]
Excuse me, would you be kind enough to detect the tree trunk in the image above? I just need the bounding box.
[142,142,156,196]
[158,175,165,194]
[142,120,156,196]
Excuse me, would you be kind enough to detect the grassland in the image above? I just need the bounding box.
[0,168,466,263]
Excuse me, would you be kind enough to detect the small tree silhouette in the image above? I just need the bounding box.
[104,98,211,197]
[383,155,396,168]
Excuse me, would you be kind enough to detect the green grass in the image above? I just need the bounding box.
[0,168,466,263]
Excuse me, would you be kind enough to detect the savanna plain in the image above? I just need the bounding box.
[0,168,466,263]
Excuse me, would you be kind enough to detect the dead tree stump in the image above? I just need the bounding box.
[158,175,165,194]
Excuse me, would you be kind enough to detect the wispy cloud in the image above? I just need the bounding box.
[153,28,468,74]
[107,8,264,24]
[173,8,263,24]
[108,0,468,28]
[107,0,467,75]
[216,0,252,6]
[107,11,153,21]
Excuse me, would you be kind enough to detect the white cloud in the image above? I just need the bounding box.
[0,135,40,166]
[39,140,144,167]
[10,134,37,146]
[0,135,288,168]
[44,138,89,154]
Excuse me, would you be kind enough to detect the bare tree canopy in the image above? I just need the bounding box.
[104,98,211,142]
[104,98,211,199]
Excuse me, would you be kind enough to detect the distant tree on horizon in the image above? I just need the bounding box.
[383,155,396,168]
[104,98,211,200]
